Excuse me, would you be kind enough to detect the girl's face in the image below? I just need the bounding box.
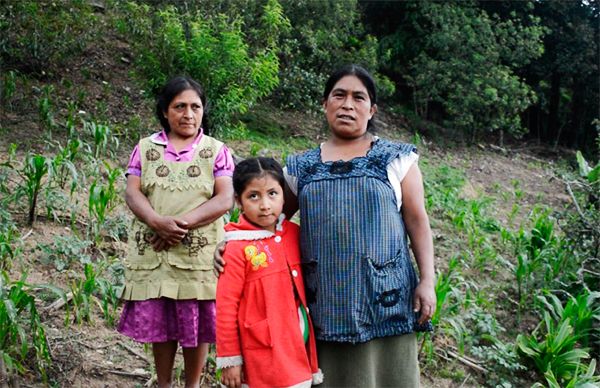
[164,89,203,140]
[238,175,284,233]
[323,75,377,140]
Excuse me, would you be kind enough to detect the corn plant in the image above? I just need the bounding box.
[52,138,82,191]
[0,227,21,272]
[84,120,119,160]
[68,263,97,325]
[88,163,122,243]
[96,277,120,327]
[1,70,17,115]
[37,85,55,135]
[18,154,53,226]
[432,255,463,326]
[0,271,52,381]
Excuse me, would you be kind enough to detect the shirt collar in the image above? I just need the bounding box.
[150,128,204,149]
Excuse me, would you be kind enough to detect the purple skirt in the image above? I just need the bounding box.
[117,298,216,348]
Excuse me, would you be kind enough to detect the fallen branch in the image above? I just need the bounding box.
[45,292,73,312]
[107,369,150,379]
[145,375,157,387]
[21,229,33,240]
[446,349,487,374]
[564,180,593,229]
[459,373,472,388]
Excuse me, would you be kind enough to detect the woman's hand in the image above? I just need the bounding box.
[414,280,436,324]
[221,365,242,388]
[213,240,226,276]
[148,215,189,246]
[125,175,188,248]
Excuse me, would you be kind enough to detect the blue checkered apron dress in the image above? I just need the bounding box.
[287,139,432,344]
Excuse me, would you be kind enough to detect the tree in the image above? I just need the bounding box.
[401,1,545,142]
[523,1,598,153]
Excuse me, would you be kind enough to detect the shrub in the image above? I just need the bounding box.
[118,0,286,135]
[0,1,98,76]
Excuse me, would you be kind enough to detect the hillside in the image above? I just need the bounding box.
[1,4,598,388]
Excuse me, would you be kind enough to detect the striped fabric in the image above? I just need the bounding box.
[287,139,433,343]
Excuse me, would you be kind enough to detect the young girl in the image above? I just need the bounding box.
[118,76,234,388]
[216,157,322,388]
[283,64,436,387]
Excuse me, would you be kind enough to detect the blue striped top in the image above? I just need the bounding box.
[287,139,433,343]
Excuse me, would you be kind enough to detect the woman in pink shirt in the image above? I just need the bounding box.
[117,76,234,388]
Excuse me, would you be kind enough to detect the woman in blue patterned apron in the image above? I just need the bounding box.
[285,64,435,388]
[216,65,435,387]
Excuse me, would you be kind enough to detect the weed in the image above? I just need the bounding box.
[536,291,600,350]
[37,235,92,272]
[471,336,525,386]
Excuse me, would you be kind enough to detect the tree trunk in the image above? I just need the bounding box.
[568,83,584,149]
[547,71,561,144]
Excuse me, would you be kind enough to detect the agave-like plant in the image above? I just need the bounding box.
[517,311,591,385]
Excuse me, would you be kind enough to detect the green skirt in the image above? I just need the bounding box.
[316,333,420,388]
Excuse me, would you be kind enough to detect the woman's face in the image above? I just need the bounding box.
[164,89,203,140]
[323,75,376,140]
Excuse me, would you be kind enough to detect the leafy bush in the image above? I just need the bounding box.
[38,235,92,272]
[272,0,393,110]
[118,0,286,135]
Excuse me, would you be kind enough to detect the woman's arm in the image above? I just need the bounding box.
[180,176,234,229]
[125,175,188,247]
[400,163,436,325]
[282,168,299,219]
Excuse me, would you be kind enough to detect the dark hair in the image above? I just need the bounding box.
[155,76,210,134]
[233,157,285,197]
[323,64,378,131]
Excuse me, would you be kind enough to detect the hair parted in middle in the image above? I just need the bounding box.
[323,64,378,131]
[155,76,210,134]
[232,157,285,197]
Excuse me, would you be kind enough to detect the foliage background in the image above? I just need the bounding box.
[0,0,598,387]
